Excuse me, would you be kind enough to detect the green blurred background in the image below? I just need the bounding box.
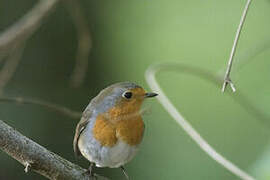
[0,0,270,179]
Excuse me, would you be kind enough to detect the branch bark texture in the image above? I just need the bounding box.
[0,120,108,180]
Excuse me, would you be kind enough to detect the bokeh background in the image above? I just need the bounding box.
[0,0,270,179]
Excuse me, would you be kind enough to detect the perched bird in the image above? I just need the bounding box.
[73,82,157,179]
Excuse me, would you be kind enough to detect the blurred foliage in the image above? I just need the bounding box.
[252,143,270,180]
[0,0,270,179]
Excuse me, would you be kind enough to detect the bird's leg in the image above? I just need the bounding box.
[88,162,95,177]
[84,162,95,177]
[120,166,130,180]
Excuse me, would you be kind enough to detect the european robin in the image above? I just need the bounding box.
[73,82,157,179]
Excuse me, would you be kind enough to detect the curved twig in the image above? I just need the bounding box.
[0,0,59,53]
[0,43,25,95]
[0,120,108,180]
[222,0,253,92]
[0,96,81,119]
[148,63,270,127]
[145,62,256,180]
[65,0,92,88]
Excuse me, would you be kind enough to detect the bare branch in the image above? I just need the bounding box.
[222,0,252,92]
[65,0,92,88]
[146,63,255,180]
[0,43,25,95]
[0,96,81,119]
[0,0,59,53]
[0,120,108,180]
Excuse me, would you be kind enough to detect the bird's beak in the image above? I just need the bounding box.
[144,92,158,98]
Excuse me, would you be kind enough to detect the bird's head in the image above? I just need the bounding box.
[95,82,157,122]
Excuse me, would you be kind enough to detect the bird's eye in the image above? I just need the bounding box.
[122,91,132,99]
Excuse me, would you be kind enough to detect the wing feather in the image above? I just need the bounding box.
[73,108,92,157]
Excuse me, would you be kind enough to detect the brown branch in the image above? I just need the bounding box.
[0,120,108,180]
[0,0,59,53]
[0,96,81,119]
[65,0,92,88]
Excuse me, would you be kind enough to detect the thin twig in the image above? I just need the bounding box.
[65,0,92,88]
[0,43,25,95]
[0,120,108,180]
[146,63,270,128]
[222,0,252,92]
[0,96,81,119]
[0,0,59,53]
[146,63,256,180]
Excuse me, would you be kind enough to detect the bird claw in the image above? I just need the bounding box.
[83,163,97,180]
[83,170,97,180]
[120,166,130,180]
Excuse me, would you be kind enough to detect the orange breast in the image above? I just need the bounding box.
[93,113,144,147]
[116,116,144,146]
[93,88,145,147]
[93,115,117,147]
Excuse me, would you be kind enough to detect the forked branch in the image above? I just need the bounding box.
[222,0,252,92]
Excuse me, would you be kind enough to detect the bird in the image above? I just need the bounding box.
[73,82,158,179]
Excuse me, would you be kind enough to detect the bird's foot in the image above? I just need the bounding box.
[83,163,96,179]
[120,166,130,180]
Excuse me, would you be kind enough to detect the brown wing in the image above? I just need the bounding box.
[73,87,110,156]
[73,108,92,157]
